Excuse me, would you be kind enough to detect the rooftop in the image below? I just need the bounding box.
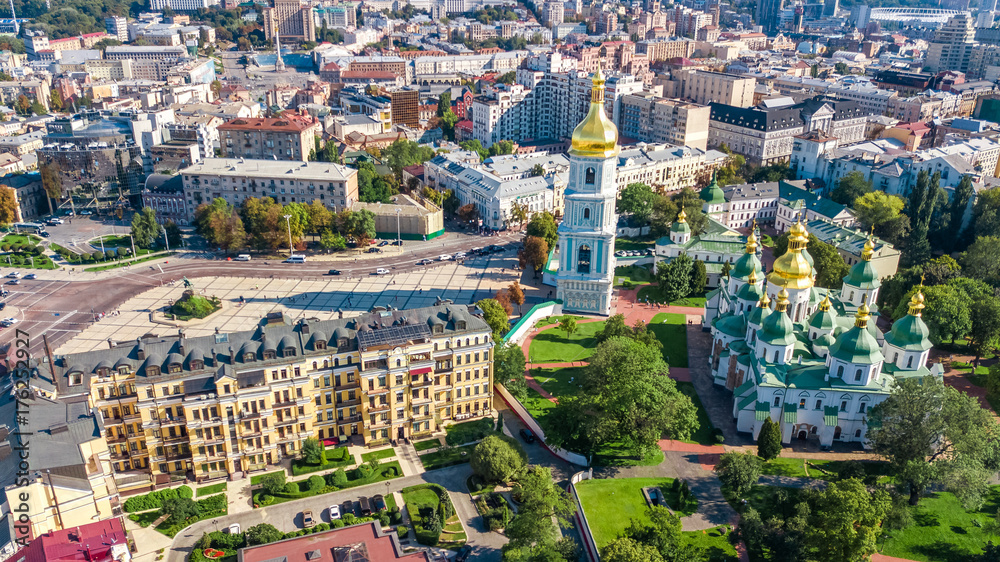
[240,522,428,562]
[219,117,319,133]
[182,158,356,182]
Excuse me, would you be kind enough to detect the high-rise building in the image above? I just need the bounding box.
[756,0,783,35]
[618,94,711,150]
[264,0,317,43]
[925,12,978,74]
[105,16,128,42]
[822,0,838,17]
[555,69,619,316]
[673,70,757,107]
[542,1,564,27]
[218,116,322,161]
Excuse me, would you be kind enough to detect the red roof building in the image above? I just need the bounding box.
[238,522,429,562]
[17,519,129,562]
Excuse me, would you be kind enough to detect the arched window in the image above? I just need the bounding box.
[312,361,317,370]
[854,369,863,382]
[837,365,844,378]
[577,244,591,274]
[773,350,779,362]
[855,429,862,438]
[465,338,470,346]
[347,356,353,365]
[585,167,595,184]
[906,356,913,368]
[893,352,899,363]
[849,291,855,301]
[396,359,401,367]
[474,337,479,345]
[583,208,590,220]
[334,358,339,367]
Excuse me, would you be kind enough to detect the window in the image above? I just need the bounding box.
[840,400,847,412]
[837,365,844,378]
[815,399,822,410]
[855,429,862,438]
[854,369,862,382]
[583,207,590,219]
[577,244,591,274]
[799,398,806,409]
[858,403,866,413]
[585,167,595,184]
[69,373,82,386]
[773,396,780,407]
[906,356,913,368]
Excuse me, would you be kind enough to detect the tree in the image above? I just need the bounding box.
[617,182,656,224]
[477,298,510,339]
[382,139,435,179]
[457,203,480,225]
[495,341,527,400]
[972,187,1000,241]
[670,188,709,234]
[260,471,286,496]
[0,187,17,227]
[319,231,346,251]
[164,220,183,248]
[161,497,200,526]
[867,376,1000,505]
[509,202,529,229]
[342,209,376,243]
[962,236,1000,287]
[14,95,28,115]
[49,89,63,112]
[505,466,576,549]
[715,451,761,497]
[947,174,975,249]
[520,236,549,275]
[29,101,46,116]
[903,170,942,267]
[594,314,632,345]
[195,198,246,253]
[967,291,1000,366]
[245,523,284,546]
[460,139,488,161]
[508,282,525,315]
[830,171,872,205]
[807,234,850,288]
[439,109,458,141]
[807,479,890,562]
[130,207,159,249]
[437,91,451,117]
[602,537,666,562]
[306,199,334,235]
[690,260,707,294]
[495,289,514,315]
[471,434,527,483]
[529,164,544,177]
[39,162,62,214]
[620,505,699,561]
[756,417,782,461]
[853,191,908,244]
[558,316,577,337]
[301,437,324,465]
[835,61,849,75]
[656,254,695,303]
[525,211,558,250]
[495,70,516,84]
[544,337,698,460]
[488,140,514,157]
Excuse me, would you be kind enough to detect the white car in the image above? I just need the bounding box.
[6,272,19,278]
[47,218,64,225]
[454,252,467,259]
[438,254,452,261]
[328,504,341,520]
[227,523,240,534]
[1,318,18,327]
[234,254,252,261]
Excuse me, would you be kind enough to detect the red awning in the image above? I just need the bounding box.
[410,367,432,376]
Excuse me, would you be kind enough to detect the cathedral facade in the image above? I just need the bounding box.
[704,221,941,448]
[555,69,619,316]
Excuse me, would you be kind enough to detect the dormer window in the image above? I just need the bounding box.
[316,341,326,350]
[244,353,255,362]
[338,338,348,348]
[147,366,160,376]
[118,366,129,374]
[98,368,110,377]
[68,372,82,386]
[191,360,204,370]
[169,363,182,374]
[263,351,276,360]
[284,347,296,357]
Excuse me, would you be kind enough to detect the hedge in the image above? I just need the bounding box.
[124,485,193,512]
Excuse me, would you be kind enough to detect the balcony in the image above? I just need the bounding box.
[160,416,186,427]
[335,380,360,391]
[114,470,153,489]
[241,429,262,439]
[412,377,433,388]
[275,417,297,427]
[338,415,362,424]
[295,395,311,406]
[368,403,390,413]
[163,433,189,444]
[106,434,128,445]
[110,451,130,461]
[239,411,260,420]
[338,398,361,408]
[273,399,295,408]
[411,394,432,405]
[413,410,433,420]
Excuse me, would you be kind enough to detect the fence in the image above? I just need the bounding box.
[569,469,601,562]
[503,300,562,346]
[493,382,588,466]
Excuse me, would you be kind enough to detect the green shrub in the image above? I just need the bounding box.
[91,251,103,262]
[307,475,325,491]
[712,428,725,443]
[378,512,391,527]
[355,465,372,480]
[315,523,330,531]
[390,506,402,524]
[284,482,299,494]
[197,494,227,514]
[333,468,348,486]
[331,519,345,528]
[382,466,398,478]
[396,525,408,538]
[342,513,356,526]
[178,486,193,499]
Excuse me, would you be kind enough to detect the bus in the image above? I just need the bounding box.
[12,223,45,234]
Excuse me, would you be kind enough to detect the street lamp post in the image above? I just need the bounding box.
[395,209,401,251]
[162,226,170,253]
[130,235,136,258]
[283,214,293,256]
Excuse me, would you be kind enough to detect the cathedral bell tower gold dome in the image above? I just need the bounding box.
[768,220,814,290]
[569,67,619,159]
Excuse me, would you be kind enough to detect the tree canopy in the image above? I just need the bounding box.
[525,211,558,250]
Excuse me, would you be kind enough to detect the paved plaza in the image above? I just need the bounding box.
[55,259,543,354]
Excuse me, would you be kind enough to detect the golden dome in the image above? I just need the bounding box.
[677,207,687,222]
[768,220,814,290]
[818,295,832,312]
[861,235,874,261]
[775,289,790,313]
[569,67,619,159]
[855,298,871,328]
[907,290,926,317]
[758,292,771,308]
[744,230,758,254]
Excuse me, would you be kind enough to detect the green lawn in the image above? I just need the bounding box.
[614,264,654,287]
[197,483,227,497]
[676,382,715,445]
[881,487,1000,562]
[576,477,698,548]
[615,238,655,252]
[291,446,354,476]
[419,444,476,471]
[684,526,739,562]
[591,442,665,467]
[413,439,440,452]
[385,493,397,511]
[522,387,558,423]
[83,251,175,272]
[250,470,284,486]
[402,483,450,546]
[759,457,809,477]
[254,462,404,508]
[536,314,587,327]
[127,511,161,527]
[528,320,606,363]
[638,285,708,308]
[444,418,494,446]
[529,366,586,398]
[649,313,689,368]
[361,448,396,463]
[92,235,135,247]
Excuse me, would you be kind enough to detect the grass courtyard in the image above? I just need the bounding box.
[577,477,736,560]
[649,312,689,368]
[881,487,1000,562]
[614,264,653,287]
[527,319,606,363]
[637,285,708,308]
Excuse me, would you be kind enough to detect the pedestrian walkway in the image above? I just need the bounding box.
[394,441,424,477]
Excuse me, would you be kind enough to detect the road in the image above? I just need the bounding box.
[168,464,507,562]
[2,227,527,358]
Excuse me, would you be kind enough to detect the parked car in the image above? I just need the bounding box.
[358,496,372,515]
[227,523,241,534]
[456,545,473,562]
[302,510,314,528]
[417,259,432,265]
[372,494,386,511]
[378,240,389,247]
[0,303,8,311]
[438,254,452,261]
[80,210,93,216]
[390,240,403,246]
[234,254,252,261]
[23,274,35,280]
[2,318,18,326]
[7,272,19,278]
[366,247,382,253]
[375,268,390,275]
[328,504,341,520]
[341,500,355,517]
[454,252,467,259]
[6,279,19,285]
[38,231,49,237]
[519,428,536,444]
[327,269,341,276]
[614,251,626,257]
